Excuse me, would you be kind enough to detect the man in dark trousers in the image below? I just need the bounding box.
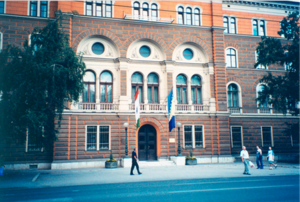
[130,147,142,175]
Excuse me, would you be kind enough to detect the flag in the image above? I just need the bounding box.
[168,88,175,132]
[134,88,140,129]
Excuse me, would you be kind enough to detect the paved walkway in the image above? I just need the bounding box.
[0,162,299,189]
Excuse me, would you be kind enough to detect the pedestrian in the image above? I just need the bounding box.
[267,146,277,170]
[256,146,263,169]
[240,146,251,175]
[130,147,142,175]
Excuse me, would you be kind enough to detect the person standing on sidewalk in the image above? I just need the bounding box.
[256,146,263,169]
[240,146,251,175]
[267,146,277,170]
[130,147,142,175]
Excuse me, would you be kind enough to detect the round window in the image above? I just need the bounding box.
[139,46,151,58]
[92,42,105,55]
[183,48,193,60]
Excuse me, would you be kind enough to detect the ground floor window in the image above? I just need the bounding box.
[231,126,243,148]
[261,126,273,147]
[183,125,204,148]
[86,125,110,151]
[26,127,43,152]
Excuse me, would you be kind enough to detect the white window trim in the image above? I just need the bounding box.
[230,126,243,148]
[0,32,3,52]
[27,0,50,17]
[256,83,272,113]
[225,47,239,68]
[223,15,238,34]
[226,81,243,112]
[193,6,202,26]
[0,0,6,14]
[85,125,111,151]
[176,4,185,25]
[84,1,114,18]
[261,126,274,147]
[183,125,205,149]
[252,18,267,36]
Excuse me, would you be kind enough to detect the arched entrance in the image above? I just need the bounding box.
[138,124,157,161]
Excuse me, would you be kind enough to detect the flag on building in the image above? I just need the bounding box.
[134,88,140,129]
[168,88,175,132]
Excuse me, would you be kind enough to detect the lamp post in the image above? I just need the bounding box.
[177,122,182,156]
[124,122,129,158]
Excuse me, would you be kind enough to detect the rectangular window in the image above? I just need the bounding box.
[0,1,4,14]
[86,125,110,151]
[40,1,47,18]
[253,19,258,36]
[255,51,266,69]
[26,127,43,152]
[230,17,236,34]
[262,126,273,147]
[184,125,204,148]
[96,1,102,16]
[231,126,242,148]
[105,1,112,18]
[30,1,38,17]
[86,1,93,16]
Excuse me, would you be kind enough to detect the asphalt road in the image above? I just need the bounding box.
[1,175,299,202]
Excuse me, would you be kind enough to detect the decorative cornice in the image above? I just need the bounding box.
[222,1,299,11]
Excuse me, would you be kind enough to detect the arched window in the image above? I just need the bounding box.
[178,6,184,25]
[186,7,192,25]
[100,71,113,103]
[259,20,265,36]
[257,84,268,108]
[227,84,239,107]
[133,2,140,18]
[147,73,159,103]
[191,75,201,104]
[176,74,187,104]
[223,17,229,33]
[226,48,237,68]
[132,72,143,103]
[151,3,158,21]
[83,71,96,103]
[142,3,149,20]
[194,8,200,26]
[230,17,236,34]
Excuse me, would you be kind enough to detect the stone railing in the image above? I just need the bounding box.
[258,108,272,114]
[229,107,241,113]
[78,103,118,111]
[124,14,174,23]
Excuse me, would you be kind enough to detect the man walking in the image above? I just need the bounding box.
[130,147,142,175]
[240,146,251,175]
[256,145,263,169]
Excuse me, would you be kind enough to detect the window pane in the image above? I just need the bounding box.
[107,85,112,102]
[176,75,187,85]
[87,126,97,150]
[96,4,102,16]
[262,127,272,146]
[132,72,143,83]
[191,88,195,104]
[177,87,181,103]
[195,126,203,147]
[99,126,109,149]
[223,17,228,33]
[183,49,193,60]
[253,20,258,35]
[148,73,158,84]
[83,71,95,82]
[197,88,201,104]
[232,127,242,147]
[186,11,192,25]
[40,1,48,17]
[148,86,152,103]
[101,71,112,82]
[101,85,105,102]
[83,84,88,102]
[230,17,236,34]
[90,84,95,102]
[0,2,4,14]
[30,1,37,17]
[182,87,187,104]
[184,126,193,148]
[191,75,201,85]
[259,20,265,36]
[132,86,136,103]
[154,87,158,103]
[139,86,143,103]
[106,5,112,17]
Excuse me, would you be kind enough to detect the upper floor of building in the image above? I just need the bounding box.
[0,0,299,38]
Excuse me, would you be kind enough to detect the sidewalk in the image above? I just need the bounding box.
[0,162,299,189]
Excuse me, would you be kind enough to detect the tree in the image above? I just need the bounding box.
[255,12,299,116]
[0,16,86,159]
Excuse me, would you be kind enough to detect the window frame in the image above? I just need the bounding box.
[186,7,192,25]
[29,1,38,17]
[261,126,273,147]
[84,1,113,17]
[230,17,236,34]
[176,74,188,104]
[194,8,201,26]
[183,125,205,149]
[227,83,239,108]
[132,72,144,103]
[252,19,266,36]
[0,1,6,14]
[225,48,237,68]
[96,1,103,17]
[177,6,184,25]
[255,51,267,70]
[256,84,269,109]
[230,126,243,148]
[0,32,2,52]
[85,125,111,151]
[142,2,149,20]
[100,71,113,103]
[133,1,140,18]
[25,127,44,152]
[147,73,159,104]
[105,1,112,18]
[191,75,202,104]
[83,70,96,103]
[151,3,158,21]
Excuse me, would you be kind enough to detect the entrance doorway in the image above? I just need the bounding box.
[138,125,157,161]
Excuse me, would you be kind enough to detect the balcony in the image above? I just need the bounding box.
[258,108,272,114]
[129,103,167,111]
[229,107,241,114]
[78,103,119,111]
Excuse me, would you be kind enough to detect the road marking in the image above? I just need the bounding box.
[175,179,267,186]
[32,173,41,182]
[169,185,296,194]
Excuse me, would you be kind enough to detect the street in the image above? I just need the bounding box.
[1,175,299,202]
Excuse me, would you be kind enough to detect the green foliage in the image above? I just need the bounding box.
[0,17,86,152]
[255,12,299,115]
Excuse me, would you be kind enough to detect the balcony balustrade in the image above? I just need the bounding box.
[258,108,272,114]
[124,14,174,23]
[78,103,119,111]
[229,107,241,113]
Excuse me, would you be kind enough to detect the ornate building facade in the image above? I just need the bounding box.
[0,0,299,169]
